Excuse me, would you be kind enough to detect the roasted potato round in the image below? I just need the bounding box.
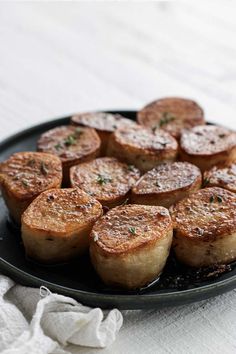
[137,97,205,139]
[131,162,202,208]
[37,125,101,185]
[21,188,103,264]
[90,204,173,289]
[203,162,236,193]
[180,125,236,172]
[170,187,236,267]
[0,152,62,224]
[71,112,136,155]
[107,125,178,172]
[70,157,140,208]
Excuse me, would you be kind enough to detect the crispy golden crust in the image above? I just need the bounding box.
[70,157,140,207]
[37,125,101,183]
[137,97,205,138]
[170,187,236,242]
[71,112,136,133]
[22,188,103,236]
[203,162,236,193]
[90,204,172,255]
[131,162,202,207]
[179,125,236,172]
[0,152,62,224]
[0,152,62,200]
[22,188,103,263]
[90,204,173,289]
[107,125,178,172]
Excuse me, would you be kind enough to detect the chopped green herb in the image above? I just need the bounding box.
[97,174,112,185]
[54,143,62,150]
[87,191,95,196]
[203,178,210,187]
[121,198,129,206]
[219,134,225,138]
[209,195,214,203]
[209,195,223,203]
[159,112,176,127]
[155,181,161,187]
[75,127,82,134]
[27,159,35,167]
[127,164,136,172]
[40,161,49,176]
[128,227,136,235]
[22,179,28,187]
[64,134,77,146]
[152,125,158,133]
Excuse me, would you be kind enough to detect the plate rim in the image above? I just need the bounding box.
[0,111,236,309]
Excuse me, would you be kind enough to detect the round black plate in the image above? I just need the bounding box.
[0,111,235,309]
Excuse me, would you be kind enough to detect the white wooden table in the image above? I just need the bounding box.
[0,2,236,353]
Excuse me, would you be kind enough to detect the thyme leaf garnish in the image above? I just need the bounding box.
[40,161,49,176]
[27,159,35,167]
[203,177,210,187]
[22,179,28,187]
[159,112,176,127]
[128,227,136,235]
[97,174,112,185]
[127,164,136,172]
[54,143,62,150]
[64,134,77,146]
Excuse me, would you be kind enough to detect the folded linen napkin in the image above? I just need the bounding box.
[0,275,123,354]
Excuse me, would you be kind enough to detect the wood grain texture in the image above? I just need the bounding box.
[0,2,236,354]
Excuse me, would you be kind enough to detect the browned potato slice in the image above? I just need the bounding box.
[21,188,103,264]
[203,162,236,193]
[71,112,136,155]
[107,125,178,173]
[0,152,62,224]
[90,204,173,289]
[131,162,202,208]
[180,125,236,172]
[137,97,205,139]
[70,157,140,208]
[170,187,236,267]
[37,125,101,185]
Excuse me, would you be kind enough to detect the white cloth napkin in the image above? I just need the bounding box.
[0,275,123,354]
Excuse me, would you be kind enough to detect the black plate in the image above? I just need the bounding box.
[0,111,236,309]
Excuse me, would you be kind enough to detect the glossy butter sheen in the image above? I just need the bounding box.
[22,188,103,235]
[0,152,62,200]
[171,187,236,241]
[91,204,172,254]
